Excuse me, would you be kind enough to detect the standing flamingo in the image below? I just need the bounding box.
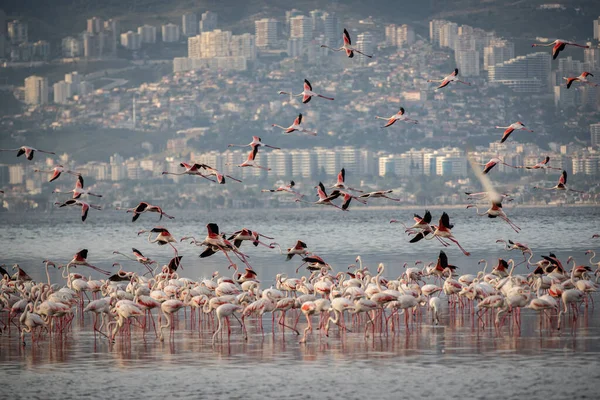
[531,39,589,60]
[34,165,80,182]
[272,113,317,136]
[375,107,418,128]
[533,170,583,193]
[0,146,55,160]
[495,122,533,143]
[278,79,334,103]
[212,303,246,344]
[159,299,185,341]
[117,201,174,222]
[427,68,471,90]
[320,28,373,58]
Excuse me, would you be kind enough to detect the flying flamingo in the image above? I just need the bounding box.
[426,212,470,256]
[0,146,55,160]
[375,107,418,128]
[320,28,373,58]
[296,254,331,274]
[54,199,101,222]
[271,113,317,136]
[228,136,280,150]
[227,228,275,249]
[427,68,471,90]
[161,162,216,182]
[531,39,589,60]
[34,165,80,182]
[269,240,310,261]
[65,249,111,275]
[116,201,174,222]
[564,72,597,89]
[495,122,533,143]
[190,223,251,268]
[197,164,242,184]
[261,180,303,197]
[53,176,102,199]
[478,157,518,174]
[294,182,347,211]
[227,145,270,170]
[278,79,334,103]
[533,170,583,193]
[521,156,561,170]
[137,227,178,256]
[330,168,363,193]
[467,200,521,233]
[359,190,401,202]
[112,248,157,273]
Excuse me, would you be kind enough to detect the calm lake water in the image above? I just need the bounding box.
[1,206,600,399]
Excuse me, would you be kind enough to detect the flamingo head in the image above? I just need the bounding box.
[585,250,593,255]
[478,259,486,265]
[495,239,506,243]
[43,260,56,268]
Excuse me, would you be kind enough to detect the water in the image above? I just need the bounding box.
[1,206,600,399]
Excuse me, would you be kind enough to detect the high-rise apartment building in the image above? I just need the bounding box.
[53,80,72,104]
[199,11,217,33]
[87,17,103,34]
[255,18,278,48]
[322,12,340,49]
[62,36,82,57]
[594,16,600,41]
[182,12,198,36]
[8,20,27,44]
[483,39,515,71]
[396,24,415,47]
[289,15,312,49]
[162,23,180,43]
[138,25,157,44]
[488,52,552,93]
[24,75,48,105]
[356,33,373,66]
[230,33,256,60]
[121,31,142,50]
[591,123,600,147]
[584,45,600,71]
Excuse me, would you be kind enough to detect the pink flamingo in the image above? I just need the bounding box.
[479,157,518,174]
[228,145,270,170]
[533,170,583,193]
[34,165,80,182]
[564,72,597,88]
[53,176,102,199]
[495,122,533,143]
[54,199,101,222]
[117,201,174,222]
[272,113,317,136]
[467,201,521,233]
[278,79,334,103]
[427,68,471,90]
[426,212,470,256]
[320,28,373,58]
[375,107,418,128]
[531,39,589,60]
[0,146,55,160]
[161,162,217,182]
[228,136,280,150]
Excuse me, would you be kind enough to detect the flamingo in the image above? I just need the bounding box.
[496,239,531,265]
[228,145,270,170]
[53,176,102,199]
[108,300,144,342]
[112,248,157,272]
[467,201,521,233]
[495,122,533,143]
[426,212,470,256]
[65,249,111,275]
[54,199,101,222]
[270,240,309,261]
[427,68,471,90]
[226,228,274,249]
[391,210,432,232]
[261,180,303,197]
[159,299,185,341]
[137,227,178,256]
[296,254,331,274]
[531,39,589,60]
[197,164,242,184]
[271,113,317,136]
[533,170,583,193]
[212,303,246,344]
[295,182,346,211]
[330,168,363,193]
[19,303,48,345]
[228,136,280,150]
[521,156,561,170]
[116,201,174,222]
[192,223,250,268]
[320,28,373,58]
[0,146,55,160]
[359,190,401,202]
[375,107,418,128]
[161,162,216,182]
[564,72,597,89]
[478,157,518,174]
[34,165,80,182]
[278,79,334,103]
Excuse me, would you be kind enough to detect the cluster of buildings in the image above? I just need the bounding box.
[0,13,51,62]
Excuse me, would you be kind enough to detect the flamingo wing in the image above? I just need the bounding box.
[343,29,351,45]
[451,68,459,77]
[207,223,220,236]
[294,113,303,126]
[337,168,345,185]
[303,79,312,91]
[565,77,577,89]
[26,148,35,160]
[552,42,566,60]
[542,156,550,165]
[168,256,183,271]
[559,170,567,185]
[383,117,397,127]
[500,127,514,143]
[437,79,451,89]
[76,175,84,188]
[49,169,62,182]
[16,148,26,158]
[302,94,312,104]
[482,160,497,174]
[439,212,453,230]
[423,210,432,224]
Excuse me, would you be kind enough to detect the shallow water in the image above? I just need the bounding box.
[1,206,600,399]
